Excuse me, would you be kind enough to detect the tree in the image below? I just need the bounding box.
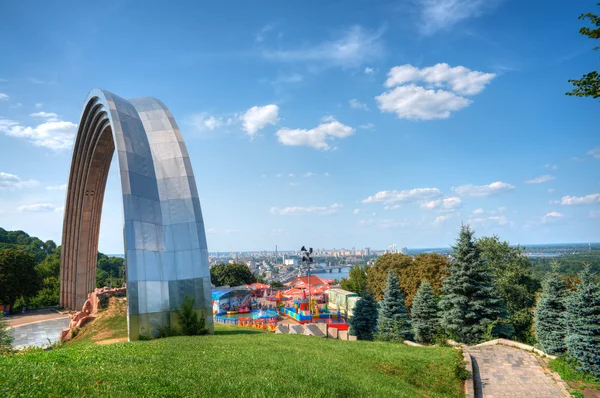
[176,296,208,336]
[340,264,370,294]
[440,225,510,344]
[566,3,600,99]
[0,249,40,307]
[565,266,600,377]
[377,270,411,342]
[401,253,449,306]
[349,293,379,340]
[411,280,440,344]
[0,313,13,354]
[477,236,541,343]
[270,281,284,288]
[210,263,256,287]
[533,269,569,355]
[367,254,413,301]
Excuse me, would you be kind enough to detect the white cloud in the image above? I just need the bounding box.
[0,172,39,190]
[359,123,375,129]
[542,211,563,223]
[376,84,472,120]
[418,0,502,35]
[275,173,282,177]
[548,188,555,194]
[525,175,555,184]
[0,114,77,150]
[270,73,303,85]
[256,23,276,42]
[364,67,375,74]
[469,215,508,226]
[288,173,295,177]
[303,172,315,178]
[588,146,600,159]
[270,203,342,216]
[544,164,558,170]
[190,113,226,132]
[18,203,62,212]
[384,204,402,210]
[240,104,279,138]
[35,103,43,109]
[385,63,495,95]
[46,184,67,190]
[262,25,384,68]
[472,208,484,215]
[276,117,354,150]
[349,99,369,111]
[421,196,462,210]
[0,93,8,100]
[362,188,442,204]
[435,214,453,223]
[30,112,60,122]
[589,210,600,218]
[203,115,223,130]
[353,209,360,215]
[453,181,515,197]
[560,193,600,205]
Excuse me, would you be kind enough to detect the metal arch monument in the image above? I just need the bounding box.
[59,89,213,340]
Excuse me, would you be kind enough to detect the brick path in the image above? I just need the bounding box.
[467,345,569,398]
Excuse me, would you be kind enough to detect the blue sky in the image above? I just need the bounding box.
[0,0,598,253]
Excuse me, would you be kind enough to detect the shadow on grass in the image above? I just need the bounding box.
[214,329,265,336]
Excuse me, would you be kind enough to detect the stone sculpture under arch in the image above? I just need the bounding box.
[59,89,213,340]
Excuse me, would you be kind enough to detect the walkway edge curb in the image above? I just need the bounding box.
[463,350,475,398]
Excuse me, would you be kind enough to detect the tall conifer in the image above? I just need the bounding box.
[439,225,508,344]
[533,269,569,355]
[349,293,379,340]
[411,280,439,344]
[377,270,411,341]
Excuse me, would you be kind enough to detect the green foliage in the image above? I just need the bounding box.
[565,266,600,377]
[0,313,13,355]
[567,3,600,99]
[453,350,470,381]
[367,253,448,305]
[29,277,60,308]
[0,324,465,397]
[377,270,411,342]
[0,228,57,262]
[270,281,284,288]
[550,356,600,388]
[340,264,370,294]
[439,225,510,344]
[176,296,208,336]
[534,269,569,355]
[349,293,378,340]
[0,249,40,306]
[210,263,256,287]
[157,325,181,338]
[477,236,541,343]
[411,280,440,344]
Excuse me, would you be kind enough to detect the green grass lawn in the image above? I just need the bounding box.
[0,301,466,397]
[549,357,600,396]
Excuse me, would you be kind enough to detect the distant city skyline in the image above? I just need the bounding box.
[0,1,598,253]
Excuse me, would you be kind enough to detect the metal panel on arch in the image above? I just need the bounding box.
[59,89,213,340]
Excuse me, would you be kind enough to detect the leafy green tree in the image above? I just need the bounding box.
[349,293,379,340]
[96,269,109,288]
[270,281,284,288]
[210,263,256,287]
[477,236,541,343]
[440,225,510,344]
[534,269,569,355]
[341,264,370,294]
[565,266,600,377]
[176,296,208,336]
[567,3,600,99]
[0,249,40,307]
[0,313,13,354]
[29,277,60,308]
[367,253,413,301]
[377,270,411,342]
[411,280,440,344]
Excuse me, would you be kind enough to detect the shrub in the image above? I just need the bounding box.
[158,325,180,338]
[177,296,208,336]
[0,313,13,355]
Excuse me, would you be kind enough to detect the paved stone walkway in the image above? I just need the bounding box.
[9,318,70,348]
[467,344,569,398]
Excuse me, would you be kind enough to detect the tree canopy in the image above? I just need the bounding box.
[210,263,256,287]
[0,249,40,305]
[566,2,600,98]
[340,264,370,294]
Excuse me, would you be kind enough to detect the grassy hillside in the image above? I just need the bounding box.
[0,300,466,398]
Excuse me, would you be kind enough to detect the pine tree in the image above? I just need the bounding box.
[349,293,379,340]
[533,269,569,355]
[377,270,411,342]
[565,266,600,377]
[439,225,509,344]
[411,280,440,344]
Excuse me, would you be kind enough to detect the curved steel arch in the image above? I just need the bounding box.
[60,89,213,340]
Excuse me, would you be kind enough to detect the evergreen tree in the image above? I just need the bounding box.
[565,266,600,377]
[439,225,510,344]
[377,270,411,342]
[533,269,569,355]
[349,293,379,340]
[411,280,440,344]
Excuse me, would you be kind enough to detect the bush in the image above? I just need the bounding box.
[0,313,13,355]
[157,325,180,338]
[177,296,208,336]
